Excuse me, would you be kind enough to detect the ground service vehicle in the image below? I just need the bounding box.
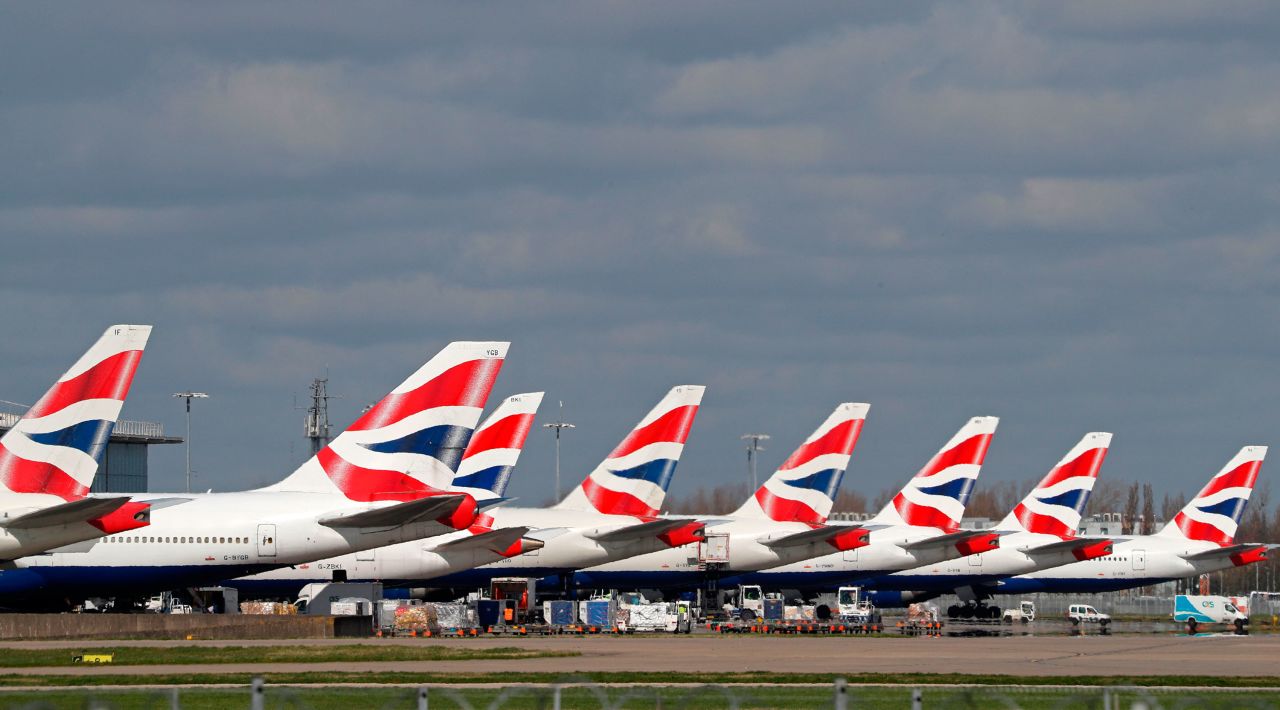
[1067,604,1110,625]
[1174,595,1248,632]
[1002,600,1036,623]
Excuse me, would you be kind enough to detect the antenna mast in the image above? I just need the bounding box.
[303,377,335,456]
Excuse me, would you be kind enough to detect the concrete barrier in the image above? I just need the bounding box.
[0,614,337,640]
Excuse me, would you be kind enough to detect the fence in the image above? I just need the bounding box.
[5,678,1277,709]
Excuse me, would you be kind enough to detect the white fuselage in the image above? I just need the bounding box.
[870,531,1098,593]
[230,528,518,596]
[0,501,128,561]
[0,491,462,599]
[995,535,1250,595]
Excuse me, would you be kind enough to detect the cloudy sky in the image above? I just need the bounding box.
[3,1,1279,510]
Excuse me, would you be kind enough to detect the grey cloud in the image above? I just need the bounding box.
[2,1,1278,509]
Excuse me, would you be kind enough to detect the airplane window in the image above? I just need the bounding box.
[180,537,186,543]
[219,537,225,544]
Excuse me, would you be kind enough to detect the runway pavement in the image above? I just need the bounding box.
[2,633,1277,678]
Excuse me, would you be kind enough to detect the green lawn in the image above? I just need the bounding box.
[2,671,1280,688]
[0,645,573,668]
[1,685,1277,710]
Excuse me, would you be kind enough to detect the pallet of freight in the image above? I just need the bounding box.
[239,601,299,615]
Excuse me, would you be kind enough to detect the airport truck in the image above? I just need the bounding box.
[1174,595,1248,633]
[836,586,881,626]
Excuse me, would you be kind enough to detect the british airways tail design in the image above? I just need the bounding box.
[450,392,544,500]
[1157,446,1265,547]
[267,341,508,502]
[870,416,998,532]
[0,325,151,505]
[553,385,705,517]
[998,432,1111,538]
[731,403,869,524]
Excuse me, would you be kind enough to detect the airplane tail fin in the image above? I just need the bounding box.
[730,403,869,524]
[267,341,508,501]
[450,392,544,499]
[997,432,1111,538]
[870,416,998,532]
[1157,446,1266,546]
[552,385,705,517]
[0,325,152,503]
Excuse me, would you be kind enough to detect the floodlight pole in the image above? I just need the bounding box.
[543,401,576,501]
[741,433,770,490]
[172,392,209,493]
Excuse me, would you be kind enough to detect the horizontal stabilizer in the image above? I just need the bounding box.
[320,494,466,528]
[585,518,700,543]
[760,525,868,549]
[0,496,130,530]
[1021,537,1110,556]
[1180,543,1268,561]
[898,529,996,551]
[435,526,531,553]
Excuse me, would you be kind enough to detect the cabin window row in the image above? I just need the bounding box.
[102,536,249,544]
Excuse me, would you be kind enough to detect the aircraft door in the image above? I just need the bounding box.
[257,524,277,558]
[356,548,375,562]
[842,548,858,562]
[1132,549,1146,571]
[968,552,983,567]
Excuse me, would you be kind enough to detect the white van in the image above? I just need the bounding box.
[1067,604,1110,625]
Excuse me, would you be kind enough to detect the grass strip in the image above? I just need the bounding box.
[2,686,1270,710]
[0,645,574,668]
[1,671,1279,688]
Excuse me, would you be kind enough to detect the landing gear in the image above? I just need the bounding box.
[946,601,1001,621]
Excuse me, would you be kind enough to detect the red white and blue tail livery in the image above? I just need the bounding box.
[268,341,508,503]
[0,325,151,505]
[999,432,1111,538]
[986,445,1268,597]
[1158,446,1265,547]
[450,392,544,500]
[732,402,869,525]
[0,325,153,560]
[872,416,998,532]
[0,341,510,601]
[554,385,705,517]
